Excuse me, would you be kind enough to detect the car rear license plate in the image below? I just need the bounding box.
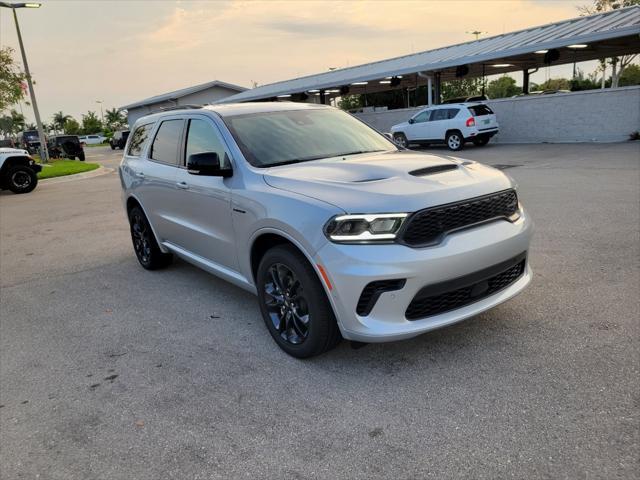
[483,119,490,124]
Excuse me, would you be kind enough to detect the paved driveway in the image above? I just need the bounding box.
[1,143,638,479]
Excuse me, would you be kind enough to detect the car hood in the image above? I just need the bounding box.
[262,150,513,213]
[0,147,29,156]
[390,122,409,131]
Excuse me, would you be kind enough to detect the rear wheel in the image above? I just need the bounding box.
[473,136,490,147]
[393,133,409,149]
[78,152,85,161]
[446,131,464,151]
[128,206,172,270]
[110,144,115,150]
[6,166,37,194]
[257,245,341,358]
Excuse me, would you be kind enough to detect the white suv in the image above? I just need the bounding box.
[391,103,499,151]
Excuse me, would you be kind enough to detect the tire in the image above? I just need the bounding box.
[446,131,464,151]
[6,166,38,194]
[257,245,341,358]
[128,206,172,270]
[393,133,409,149]
[78,152,85,161]
[473,136,490,147]
[110,144,115,150]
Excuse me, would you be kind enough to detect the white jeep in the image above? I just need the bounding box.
[0,147,41,194]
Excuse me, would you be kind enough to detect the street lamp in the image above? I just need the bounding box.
[96,100,104,126]
[0,1,49,163]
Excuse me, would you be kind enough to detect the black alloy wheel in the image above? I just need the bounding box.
[128,206,172,270]
[264,263,310,345]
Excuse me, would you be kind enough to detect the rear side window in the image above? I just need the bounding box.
[127,124,153,157]
[447,108,460,119]
[150,120,184,165]
[431,109,449,121]
[184,119,231,168]
[468,105,494,117]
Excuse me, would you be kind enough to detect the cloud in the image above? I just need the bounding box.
[262,17,397,38]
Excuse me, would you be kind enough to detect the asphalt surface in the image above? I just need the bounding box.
[1,143,638,479]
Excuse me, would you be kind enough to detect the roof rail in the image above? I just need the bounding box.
[157,104,205,112]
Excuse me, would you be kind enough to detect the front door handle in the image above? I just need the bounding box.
[135,172,145,178]
[176,181,189,189]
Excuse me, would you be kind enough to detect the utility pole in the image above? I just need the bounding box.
[96,100,104,126]
[1,2,49,162]
[466,30,487,41]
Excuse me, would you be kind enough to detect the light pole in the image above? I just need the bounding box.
[0,2,48,163]
[96,100,104,127]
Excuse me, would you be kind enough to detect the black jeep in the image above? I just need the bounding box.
[48,135,86,161]
[109,130,130,150]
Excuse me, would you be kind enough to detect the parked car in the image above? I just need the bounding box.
[120,103,532,358]
[0,138,15,148]
[79,134,106,145]
[391,103,499,151]
[442,95,488,104]
[47,135,85,161]
[0,147,41,194]
[110,130,130,150]
[16,130,43,154]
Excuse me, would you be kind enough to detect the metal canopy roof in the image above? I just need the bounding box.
[220,5,640,103]
[120,80,247,110]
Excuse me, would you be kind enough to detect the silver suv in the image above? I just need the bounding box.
[119,103,533,358]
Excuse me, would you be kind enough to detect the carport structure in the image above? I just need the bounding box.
[220,5,640,106]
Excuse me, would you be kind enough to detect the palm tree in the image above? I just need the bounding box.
[105,108,125,130]
[10,110,25,134]
[52,111,71,133]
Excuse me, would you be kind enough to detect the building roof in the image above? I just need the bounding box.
[120,80,247,110]
[220,5,640,103]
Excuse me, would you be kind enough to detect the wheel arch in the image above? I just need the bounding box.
[124,194,170,254]
[0,156,32,175]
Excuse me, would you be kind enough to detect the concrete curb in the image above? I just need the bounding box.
[40,166,114,184]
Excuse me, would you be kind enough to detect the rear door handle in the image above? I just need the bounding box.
[176,181,189,189]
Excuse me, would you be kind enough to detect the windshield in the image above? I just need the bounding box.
[223,108,396,168]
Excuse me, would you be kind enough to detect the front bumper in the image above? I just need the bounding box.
[30,162,42,173]
[314,209,533,342]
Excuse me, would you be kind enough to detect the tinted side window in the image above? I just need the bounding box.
[150,120,184,165]
[431,109,449,121]
[127,123,153,157]
[184,119,231,168]
[447,108,460,119]
[413,110,430,123]
[468,105,494,116]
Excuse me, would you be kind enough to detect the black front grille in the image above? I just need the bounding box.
[405,253,526,321]
[400,189,518,247]
[356,279,406,316]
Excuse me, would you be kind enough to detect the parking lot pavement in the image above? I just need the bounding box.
[1,142,638,479]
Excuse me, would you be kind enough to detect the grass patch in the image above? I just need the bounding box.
[38,159,100,179]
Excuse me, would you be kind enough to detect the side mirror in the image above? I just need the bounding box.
[187,151,232,177]
[408,118,415,124]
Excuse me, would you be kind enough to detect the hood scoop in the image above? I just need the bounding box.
[409,164,459,177]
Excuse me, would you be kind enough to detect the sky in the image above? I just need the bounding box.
[0,0,595,123]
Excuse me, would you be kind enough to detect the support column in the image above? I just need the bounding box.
[427,76,433,106]
[434,73,441,105]
[522,69,530,95]
[319,90,326,104]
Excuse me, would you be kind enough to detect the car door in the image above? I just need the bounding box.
[406,109,432,141]
[428,108,450,141]
[172,115,238,272]
[127,119,184,243]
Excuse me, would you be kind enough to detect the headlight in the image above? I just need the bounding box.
[324,213,408,243]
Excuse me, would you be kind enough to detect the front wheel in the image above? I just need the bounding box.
[393,133,409,149]
[257,245,341,358]
[446,131,464,151]
[473,136,490,147]
[6,166,38,194]
[78,152,85,161]
[128,206,172,270]
[110,144,115,150]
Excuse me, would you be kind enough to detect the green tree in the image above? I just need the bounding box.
[486,76,521,98]
[440,78,482,101]
[338,95,364,111]
[618,63,640,86]
[64,118,81,135]
[532,78,572,92]
[578,0,639,87]
[52,111,71,133]
[0,47,26,111]
[81,111,102,134]
[104,108,126,130]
